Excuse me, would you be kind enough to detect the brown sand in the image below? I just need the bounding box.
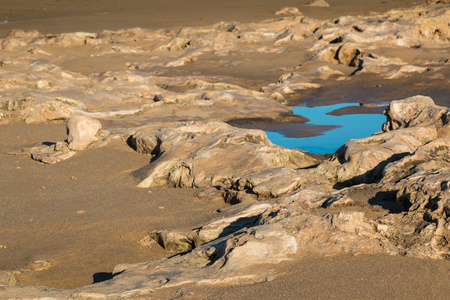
[150,253,450,299]
[1,0,449,298]
[0,0,423,36]
[0,124,225,288]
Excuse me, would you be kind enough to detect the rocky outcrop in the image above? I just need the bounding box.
[1,4,448,126]
[314,96,450,186]
[1,2,450,298]
[382,96,449,132]
[128,121,321,188]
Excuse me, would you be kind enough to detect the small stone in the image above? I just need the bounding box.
[66,115,103,151]
[21,260,53,272]
[306,0,330,7]
[274,7,301,16]
[139,235,155,248]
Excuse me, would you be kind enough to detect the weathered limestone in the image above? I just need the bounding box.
[306,0,330,7]
[129,121,321,188]
[274,7,302,16]
[314,96,450,186]
[0,4,448,126]
[151,203,272,252]
[3,95,450,298]
[382,95,449,132]
[0,2,449,298]
[66,115,104,150]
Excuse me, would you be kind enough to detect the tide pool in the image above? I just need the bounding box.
[266,103,386,154]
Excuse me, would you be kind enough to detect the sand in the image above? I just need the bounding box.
[0,0,422,36]
[150,253,450,299]
[1,0,450,298]
[0,124,225,288]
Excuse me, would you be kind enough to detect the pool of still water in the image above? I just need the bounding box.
[266,103,386,154]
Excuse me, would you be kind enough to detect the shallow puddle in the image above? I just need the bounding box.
[266,103,387,154]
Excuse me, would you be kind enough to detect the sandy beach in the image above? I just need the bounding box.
[1,0,450,298]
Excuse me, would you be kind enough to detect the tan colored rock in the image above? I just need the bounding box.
[274,7,301,16]
[335,44,365,67]
[318,44,367,67]
[224,167,305,199]
[130,121,321,188]
[382,95,448,132]
[20,260,53,272]
[306,0,330,7]
[66,115,103,151]
[31,145,77,164]
[152,203,272,252]
[382,137,450,188]
[318,125,438,185]
[0,271,17,286]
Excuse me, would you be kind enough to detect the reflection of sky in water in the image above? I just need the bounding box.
[266,103,386,154]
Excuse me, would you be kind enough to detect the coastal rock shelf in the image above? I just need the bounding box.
[0,1,449,298]
[4,96,450,299]
[0,3,448,126]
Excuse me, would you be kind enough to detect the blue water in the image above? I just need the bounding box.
[266,103,386,154]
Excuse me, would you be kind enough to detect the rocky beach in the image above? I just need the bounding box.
[0,0,450,298]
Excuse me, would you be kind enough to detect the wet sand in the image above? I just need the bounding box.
[1,0,449,298]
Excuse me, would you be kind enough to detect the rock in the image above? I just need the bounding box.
[20,260,53,272]
[381,137,450,186]
[382,95,448,132]
[45,32,98,47]
[323,195,354,208]
[194,187,224,202]
[31,146,77,164]
[223,167,305,199]
[66,115,104,150]
[279,185,333,207]
[306,0,330,7]
[1,3,450,298]
[317,125,438,185]
[218,224,298,272]
[313,96,450,186]
[0,271,17,286]
[11,143,76,164]
[152,203,272,252]
[427,0,450,3]
[335,44,365,67]
[274,7,301,16]
[318,44,367,67]
[130,121,321,188]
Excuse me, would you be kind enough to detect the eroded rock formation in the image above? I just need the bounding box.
[1,2,450,298]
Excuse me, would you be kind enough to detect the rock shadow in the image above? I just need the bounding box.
[368,191,406,213]
[92,272,114,284]
[42,141,56,146]
[216,215,262,239]
[333,151,411,189]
